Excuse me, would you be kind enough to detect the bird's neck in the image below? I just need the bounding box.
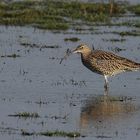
[81,50,91,58]
[81,51,91,63]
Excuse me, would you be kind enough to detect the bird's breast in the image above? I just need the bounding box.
[81,54,102,75]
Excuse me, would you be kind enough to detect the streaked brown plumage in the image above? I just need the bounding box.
[73,44,140,93]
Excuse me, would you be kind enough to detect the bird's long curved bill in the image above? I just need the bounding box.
[72,49,77,53]
[59,48,72,64]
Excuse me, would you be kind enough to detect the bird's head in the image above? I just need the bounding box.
[73,44,91,54]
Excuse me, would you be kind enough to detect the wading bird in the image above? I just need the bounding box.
[73,44,140,95]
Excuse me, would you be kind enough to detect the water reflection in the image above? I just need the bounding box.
[80,95,137,131]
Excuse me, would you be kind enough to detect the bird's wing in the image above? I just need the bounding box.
[92,50,126,61]
[92,50,140,71]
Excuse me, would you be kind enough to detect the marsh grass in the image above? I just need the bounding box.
[51,77,87,87]
[102,38,126,42]
[109,30,140,36]
[1,54,20,58]
[8,112,40,118]
[21,129,80,138]
[128,4,140,15]
[97,95,133,102]
[0,0,126,30]
[135,23,140,28]
[40,130,80,137]
[119,31,140,36]
[64,37,80,42]
[21,129,34,136]
[20,42,60,49]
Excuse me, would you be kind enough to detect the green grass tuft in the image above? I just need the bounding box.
[40,130,80,137]
[128,4,140,15]
[20,129,80,138]
[64,37,80,42]
[8,112,40,118]
[1,54,20,58]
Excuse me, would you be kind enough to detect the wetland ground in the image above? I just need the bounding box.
[0,0,140,140]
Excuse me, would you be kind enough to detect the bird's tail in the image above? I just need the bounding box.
[129,62,140,71]
[123,60,140,72]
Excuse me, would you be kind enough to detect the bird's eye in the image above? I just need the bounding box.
[80,46,83,49]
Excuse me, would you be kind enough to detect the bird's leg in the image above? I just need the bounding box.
[104,75,109,95]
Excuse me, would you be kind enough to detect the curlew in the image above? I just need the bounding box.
[73,44,140,94]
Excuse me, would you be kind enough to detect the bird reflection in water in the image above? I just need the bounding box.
[80,95,137,131]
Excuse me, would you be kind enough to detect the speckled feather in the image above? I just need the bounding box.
[74,45,140,76]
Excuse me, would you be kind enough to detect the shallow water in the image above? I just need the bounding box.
[0,20,140,140]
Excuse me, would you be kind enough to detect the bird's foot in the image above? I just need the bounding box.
[104,84,109,96]
[104,84,108,90]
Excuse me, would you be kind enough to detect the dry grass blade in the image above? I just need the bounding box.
[59,48,72,64]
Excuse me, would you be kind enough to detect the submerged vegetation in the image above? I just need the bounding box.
[40,130,80,137]
[128,4,140,15]
[8,112,40,118]
[21,129,80,138]
[64,37,80,42]
[0,0,139,30]
[1,54,20,58]
[119,31,140,36]
[20,42,60,48]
